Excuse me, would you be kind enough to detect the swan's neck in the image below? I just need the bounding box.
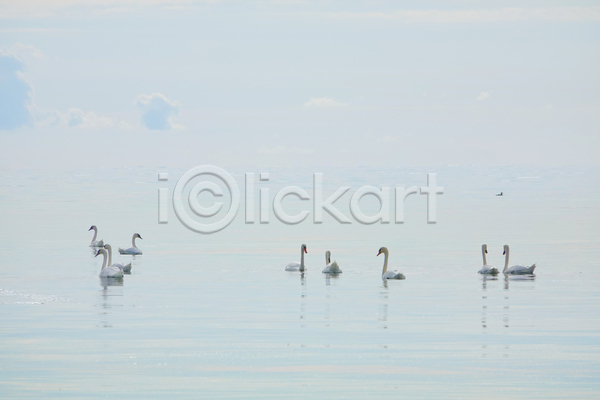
[382,251,389,275]
[132,235,138,249]
[106,246,112,266]
[326,252,330,265]
[91,227,98,242]
[100,251,107,271]
[300,248,305,272]
[503,247,510,273]
[482,246,487,266]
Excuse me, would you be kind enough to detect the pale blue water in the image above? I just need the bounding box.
[1,166,599,398]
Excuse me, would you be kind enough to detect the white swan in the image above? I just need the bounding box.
[285,244,307,271]
[95,248,124,278]
[119,233,143,255]
[377,247,405,280]
[502,245,536,275]
[88,225,104,248]
[478,244,499,275]
[104,244,132,273]
[322,250,342,274]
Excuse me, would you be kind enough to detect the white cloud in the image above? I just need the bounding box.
[63,108,115,129]
[136,93,182,130]
[0,46,129,131]
[0,43,45,61]
[0,54,33,130]
[476,92,490,101]
[304,97,347,109]
[35,107,131,130]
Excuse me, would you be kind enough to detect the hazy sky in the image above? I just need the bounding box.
[1,1,599,169]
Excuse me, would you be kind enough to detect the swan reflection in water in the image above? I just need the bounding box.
[98,277,123,328]
[299,272,307,331]
[504,274,536,289]
[99,277,123,288]
[324,272,341,286]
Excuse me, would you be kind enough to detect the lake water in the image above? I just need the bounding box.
[1,166,599,398]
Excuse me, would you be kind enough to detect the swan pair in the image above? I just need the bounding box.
[284,244,403,280]
[284,245,343,274]
[478,244,536,275]
[95,244,132,277]
[95,247,124,278]
[88,226,143,255]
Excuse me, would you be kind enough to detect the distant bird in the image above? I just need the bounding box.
[496,192,503,196]
[119,233,143,255]
[88,225,104,248]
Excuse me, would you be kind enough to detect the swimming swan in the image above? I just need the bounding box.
[377,247,405,280]
[95,248,124,278]
[478,244,499,275]
[104,244,132,273]
[88,225,104,248]
[119,233,143,255]
[502,245,536,275]
[285,244,307,272]
[322,250,342,274]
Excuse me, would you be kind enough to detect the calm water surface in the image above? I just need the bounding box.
[1,166,599,398]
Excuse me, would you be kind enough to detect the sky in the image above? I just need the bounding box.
[0,0,599,170]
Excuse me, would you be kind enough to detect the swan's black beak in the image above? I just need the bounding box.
[88,226,93,231]
[503,250,506,255]
[377,251,381,256]
[485,249,488,254]
[139,236,143,240]
[95,250,100,257]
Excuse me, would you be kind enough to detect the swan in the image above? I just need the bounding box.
[104,244,132,273]
[95,248,124,278]
[496,192,503,196]
[322,250,342,274]
[285,244,307,271]
[478,244,499,275]
[119,233,143,255]
[502,245,536,275]
[88,225,104,248]
[377,247,405,280]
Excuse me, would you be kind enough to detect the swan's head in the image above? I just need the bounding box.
[301,244,307,253]
[104,244,111,251]
[482,244,488,254]
[503,244,509,255]
[325,250,331,264]
[89,225,96,231]
[134,233,143,240]
[377,247,388,256]
[95,249,106,257]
